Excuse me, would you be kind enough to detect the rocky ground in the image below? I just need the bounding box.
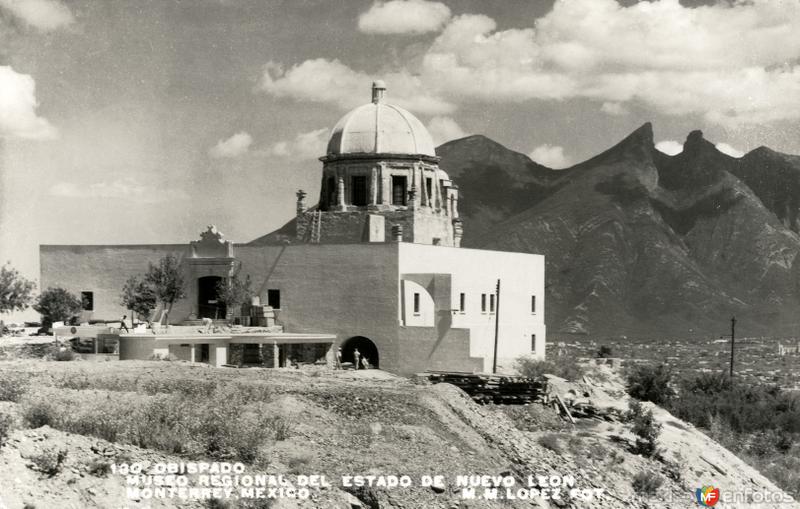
[0,352,796,508]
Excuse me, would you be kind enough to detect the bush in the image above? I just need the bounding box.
[23,399,57,428]
[0,371,27,401]
[597,345,613,358]
[52,347,76,362]
[538,433,563,453]
[0,412,13,446]
[87,459,112,477]
[625,400,661,457]
[29,447,68,476]
[631,471,663,495]
[515,355,585,381]
[626,363,675,405]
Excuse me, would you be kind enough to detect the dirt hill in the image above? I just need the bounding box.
[439,125,800,338]
[0,358,795,508]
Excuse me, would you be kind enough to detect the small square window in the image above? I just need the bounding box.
[81,291,94,311]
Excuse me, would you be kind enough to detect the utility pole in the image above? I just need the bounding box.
[729,316,736,378]
[492,279,501,374]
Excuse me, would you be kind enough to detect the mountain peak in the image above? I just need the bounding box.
[683,129,718,155]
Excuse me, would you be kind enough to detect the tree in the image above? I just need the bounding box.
[215,273,252,320]
[625,399,662,457]
[33,288,82,326]
[626,363,676,405]
[119,276,157,324]
[0,263,36,314]
[144,254,186,325]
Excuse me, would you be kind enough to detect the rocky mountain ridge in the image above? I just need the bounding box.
[438,125,800,337]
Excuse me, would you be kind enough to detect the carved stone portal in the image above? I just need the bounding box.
[191,225,234,258]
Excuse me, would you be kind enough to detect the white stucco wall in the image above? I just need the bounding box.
[398,243,546,373]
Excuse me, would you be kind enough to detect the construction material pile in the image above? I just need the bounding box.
[421,371,545,404]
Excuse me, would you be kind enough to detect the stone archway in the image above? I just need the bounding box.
[341,336,379,369]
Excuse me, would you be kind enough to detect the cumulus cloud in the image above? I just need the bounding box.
[529,144,571,169]
[49,179,189,203]
[0,66,57,140]
[262,0,800,126]
[258,59,454,115]
[655,140,683,156]
[0,0,74,31]
[600,102,628,116]
[265,128,329,160]
[426,116,467,145]
[209,131,253,158]
[716,142,745,158]
[358,0,451,35]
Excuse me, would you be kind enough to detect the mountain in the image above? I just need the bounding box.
[439,125,800,338]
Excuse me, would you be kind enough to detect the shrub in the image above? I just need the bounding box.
[625,400,661,457]
[0,371,27,401]
[597,345,613,358]
[538,433,563,453]
[53,347,76,362]
[87,459,112,477]
[29,447,68,476]
[626,363,675,405]
[0,412,14,446]
[515,355,585,381]
[23,400,58,428]
[284,451,312,475]
[632,471,663,495]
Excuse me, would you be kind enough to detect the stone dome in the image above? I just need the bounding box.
[326,82,436,158]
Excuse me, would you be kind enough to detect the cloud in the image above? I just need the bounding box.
[49,179,189,203]
[528,144,571,169]
[426,116,467,145]
[265,128,329,160]
[258,59,454,115]
[0,66,57,140]
[263,0,800,126]
[655,140,683,156]
[716,142,744,158]
[0,0,74,31]
[209,131,253,158]
[358,0,451,35]
[600,102,628,116]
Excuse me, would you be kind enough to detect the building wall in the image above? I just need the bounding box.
[40,244,193,322]
[398,243,546,372]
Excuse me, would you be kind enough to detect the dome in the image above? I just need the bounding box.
[326,82,436,158]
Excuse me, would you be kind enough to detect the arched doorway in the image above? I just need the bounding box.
[198,276,226,319]
[341,336,379,369]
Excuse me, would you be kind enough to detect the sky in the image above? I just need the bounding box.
[2,0,800,321]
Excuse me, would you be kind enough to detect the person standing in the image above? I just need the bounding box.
[119,315,129,333]
[335,347,343,369]
[353,348,361,370]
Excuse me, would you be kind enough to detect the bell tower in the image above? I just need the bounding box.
[295,81,462,247]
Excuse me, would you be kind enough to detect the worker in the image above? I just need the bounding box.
[353,348,361,370]
[335,347,343,369]
[119,315,129,333]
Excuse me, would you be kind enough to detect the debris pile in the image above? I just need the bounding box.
[421,371,545,404]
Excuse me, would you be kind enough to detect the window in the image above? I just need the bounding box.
[413,293,420,314]
[425,178,433,204]
[531,334,537,352]
[351,176,367,206]
[81,291,93,311]
[481,294,486,312]
[267,289,281,309]
[490,294,496,313]
[459,293,465,312]
[391,176,407,205]
[326,176,336,208]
